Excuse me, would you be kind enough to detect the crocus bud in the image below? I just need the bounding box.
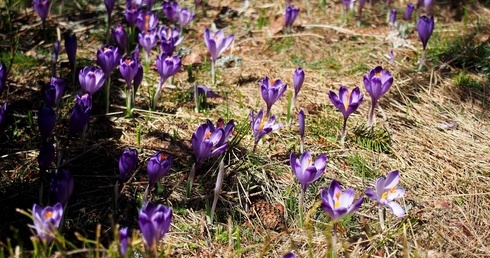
[119,148,139,182]
[50,169,74,206]
[53,40,60,61]
[293,67,304,98]
[125,5,139,27]
[147,151,173,186]
[33,0,51,22]
[119,227,130,257]
[390,8,397,24]
[38,106,56,141]
[38,141,55,170]
[133,64,143,93]
[112,23,128,54]
[417,15,434,50]
[104,0,116,16]
[64,31,78,69]
[177,8,195,28]
[404,3,415,21]
[284,5,299,30]
[68,94,92,136]
[0,62,7,94]
[44,77,65,107]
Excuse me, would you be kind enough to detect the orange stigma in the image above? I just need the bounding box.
[159,153,167,162]
[44,211,53,219]
[217,120,224,128]
[205,132,212,139]
[258,116,268,131]
[334,191,342,208]
[125,58,132,64]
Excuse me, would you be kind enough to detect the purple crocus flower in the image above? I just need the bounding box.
[147,151,173,186]
[120,56,139,88]
[197,85,221,98]
[329,86,363,145]
[206,118,235,146]
[53,40,60,62]
[97,45,121,77]
[79,66,105,95]
[260,76,287,116]
[177,8,195,28]
[363,66,393,126]
[328,86,363,120]
[158,27,183,55]
[119,227,130,257]
[283,253,297,258]
[365,170,406,217]
[418,0,432,12]
[250,109,283,147]
[290,151,327,192]
[155,54,181,95]
[38,106,56,141]
[162,1,179,23]
[389,8,396,24]
[293,67,304,99]
[417,15,434,51]
[32,203,63,243]
[64,32,77,69]
[68,94,92,136]
[134,64,144,93]
[203,28,234,63]
[138,201,172,249]
[404,3,415,21]
[104,0,116,16]
[50,169,74,206]
[112,24,128,54]
[38,141,55,170]
[192,123,228,164]
[136,11,158,32]
[284,5,299,31]
[138,29,158,59]
[125,5,139,27]
[341,0,354,12]
[43,77,64,107]
[359,0,367,9]
[321,179,364,221]
[119,148,139,182]
[0,62,6,94]
[33,0,50,23]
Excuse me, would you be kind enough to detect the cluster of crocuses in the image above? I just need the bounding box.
[328,66,393,146]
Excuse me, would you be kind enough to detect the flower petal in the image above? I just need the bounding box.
[387,201,405,218]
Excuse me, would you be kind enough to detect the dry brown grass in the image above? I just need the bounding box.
[1,0,490,257]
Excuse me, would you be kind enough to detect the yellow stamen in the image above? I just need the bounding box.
[258,117,268,131]
[375,72,382,77]
[343,92,351,110]
[334,191,342,208]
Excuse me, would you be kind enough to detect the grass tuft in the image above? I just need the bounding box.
[351,123,392,153]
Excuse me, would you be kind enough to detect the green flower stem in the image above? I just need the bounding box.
[367,100,377,127]
[194,85,199,113]
[299,188,305,228]
[417,48,427,72]
[379,206,385,231]
[211,60,216,85]
[340,117,348,148]
[126,84,132,118]
[104,76,112,114]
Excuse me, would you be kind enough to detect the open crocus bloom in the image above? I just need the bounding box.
[192,123,228,164]
[203,28,234,62]
[328,86,363,120]
[32,203,63,243]
[363,66,393,103]
[260,76,287,115]
[321,180,364,221]
[290,151,327,192]
[250,109,283,145]
[138,201,172,249]
[365,170,406,217]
